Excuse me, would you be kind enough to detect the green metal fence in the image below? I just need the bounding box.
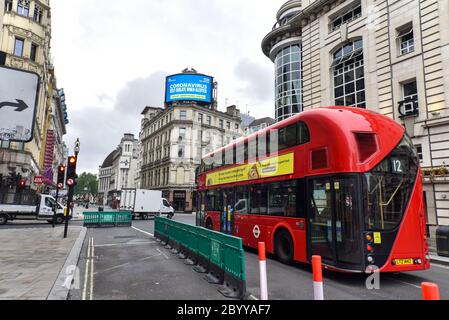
[83,212,133,228]
[154,217,246,299]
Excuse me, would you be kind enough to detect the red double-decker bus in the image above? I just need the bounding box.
[197,107,430,273]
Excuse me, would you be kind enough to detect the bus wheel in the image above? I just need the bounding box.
[0,214,8,225]
[206,219,213,230]
[275,229,294,265]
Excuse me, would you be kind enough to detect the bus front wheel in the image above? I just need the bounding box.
[275,229,294,265]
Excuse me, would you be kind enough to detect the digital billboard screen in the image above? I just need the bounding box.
[165,74,213,104]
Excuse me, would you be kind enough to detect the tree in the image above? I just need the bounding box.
[74,172,98,196]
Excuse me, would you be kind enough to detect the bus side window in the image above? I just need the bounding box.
[298,122,310,145]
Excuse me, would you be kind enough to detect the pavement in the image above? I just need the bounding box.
[0,226,86,300]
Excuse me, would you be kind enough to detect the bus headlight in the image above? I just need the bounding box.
[367,256,374,264]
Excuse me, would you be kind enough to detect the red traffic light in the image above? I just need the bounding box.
[58,165,66,173]
[19,179,26,187]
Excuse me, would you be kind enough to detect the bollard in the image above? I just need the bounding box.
[422,282,440,300]
[258,242,268,300]
[312,255,324,300]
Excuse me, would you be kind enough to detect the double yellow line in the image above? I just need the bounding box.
[82,237,94,300]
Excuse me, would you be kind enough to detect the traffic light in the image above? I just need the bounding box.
[66,156,78,187]
[57,164,66,188]
[17,179,26,192]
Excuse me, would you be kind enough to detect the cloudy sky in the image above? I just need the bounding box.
[51,0,286,173]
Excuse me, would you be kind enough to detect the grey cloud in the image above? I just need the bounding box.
[234,58,274,103]
[115,71,168,113]
[66,71,169,173]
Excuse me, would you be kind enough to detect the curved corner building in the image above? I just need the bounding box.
[262,0,304,122]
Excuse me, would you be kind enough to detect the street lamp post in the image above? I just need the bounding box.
[64,138,80,239]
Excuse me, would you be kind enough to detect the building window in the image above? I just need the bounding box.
[198,113,203,124]
[178,146,185,158]
[5,0,13,12]
[226,122,231,130]
[399,80,419,117]
[207,116,211,126]
[17,0,30,17]
[0,140,10,149]
[398,25,414,55]
[332,39,366,108]
[33,5,43,23]
[415,144,423,163]
[179,128,186,141]
[180,111,187,121]
[14,38,25,57]
[219,119,224,129]
[275,44,302,122]
[330,3,362,32]
[235,123,239,131]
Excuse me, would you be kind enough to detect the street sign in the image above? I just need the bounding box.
[33,176,44,185]
[0,66,40,142]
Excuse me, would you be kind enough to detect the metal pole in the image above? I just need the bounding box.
[64,185,73,238]
[52,186,60,228]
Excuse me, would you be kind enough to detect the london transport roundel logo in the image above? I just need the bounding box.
[253,225,261,239]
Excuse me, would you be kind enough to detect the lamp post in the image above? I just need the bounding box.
[64,138,80,238]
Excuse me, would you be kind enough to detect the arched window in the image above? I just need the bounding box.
[332,39,366,108]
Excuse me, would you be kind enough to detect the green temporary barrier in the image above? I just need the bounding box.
[83,212,132,228]
[154,217,246,300]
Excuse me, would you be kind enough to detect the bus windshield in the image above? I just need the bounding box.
[364,135,419,231]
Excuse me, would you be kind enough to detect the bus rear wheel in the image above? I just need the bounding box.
[275,229,294,265]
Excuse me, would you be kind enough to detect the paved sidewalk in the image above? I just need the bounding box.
[0,226,86,300]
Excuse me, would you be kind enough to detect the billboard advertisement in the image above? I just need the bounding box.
[165,74,213,104]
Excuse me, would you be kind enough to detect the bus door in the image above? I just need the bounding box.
[308,176,363,269]
[221,188,235,235]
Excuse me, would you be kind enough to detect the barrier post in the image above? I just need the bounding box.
[422,282,440,300]
[258,242,268,300]
[312,255,324,300]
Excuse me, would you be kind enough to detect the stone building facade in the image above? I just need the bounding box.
[98,134,139,207]
[262,0,449,227]
[0,0,66,190]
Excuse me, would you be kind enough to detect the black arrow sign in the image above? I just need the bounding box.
[0,99,29,112]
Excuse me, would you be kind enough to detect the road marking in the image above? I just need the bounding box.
[132,226,154,237]
[140,253,163,261]
[90,237,94,301]
[387,277,421,289]
[82,237,92,301]
[156,248,170,260]
[94,241,155,248]
[96,262,131,274]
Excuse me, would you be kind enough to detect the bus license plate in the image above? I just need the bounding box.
[395,259,414,266]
